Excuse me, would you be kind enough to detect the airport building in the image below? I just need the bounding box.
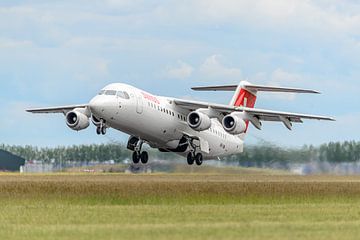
[0,150,25,172]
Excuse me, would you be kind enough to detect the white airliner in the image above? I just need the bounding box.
[27,81,334,166]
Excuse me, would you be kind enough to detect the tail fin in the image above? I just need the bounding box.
[230,81,257,108]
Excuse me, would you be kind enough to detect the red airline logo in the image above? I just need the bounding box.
[141,92,160,104]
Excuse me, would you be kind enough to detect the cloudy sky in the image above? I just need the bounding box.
[1,0,360,147]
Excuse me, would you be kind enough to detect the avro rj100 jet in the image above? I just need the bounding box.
[27,81,334,166]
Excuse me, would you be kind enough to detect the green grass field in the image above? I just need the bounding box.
[1,171,360,240]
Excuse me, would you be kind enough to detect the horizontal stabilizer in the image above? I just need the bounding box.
[191,85,238,91]
[243,84,320,94]
[192,81,320,94]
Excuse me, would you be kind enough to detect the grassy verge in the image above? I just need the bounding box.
[1,174,360,239]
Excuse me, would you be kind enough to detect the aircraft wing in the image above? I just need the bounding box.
[26,104,88,114]
[173,99,335,130]
[239,107,335,121]
[172,99,226,111]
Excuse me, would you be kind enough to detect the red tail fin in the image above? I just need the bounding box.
[230,82,257,133]
[233,88,257,108]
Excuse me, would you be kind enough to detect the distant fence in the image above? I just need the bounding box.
[21,163,55,173]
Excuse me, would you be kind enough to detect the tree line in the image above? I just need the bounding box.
[1,141,360,164]
[224,141,360,168]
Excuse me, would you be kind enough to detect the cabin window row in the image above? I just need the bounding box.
[209,127,227,139]
[147,101,187,121]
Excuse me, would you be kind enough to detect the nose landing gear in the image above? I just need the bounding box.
[96,119,107,135]
[96,126,107,135]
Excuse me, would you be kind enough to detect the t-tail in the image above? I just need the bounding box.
[192,81,321,133]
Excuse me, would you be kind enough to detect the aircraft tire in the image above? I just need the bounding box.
[187,152,195,165]
[195,153,203,166]
[101,127,107,135]
[140,151,149,164]
[132,151,140,164]
[96,127,101,135]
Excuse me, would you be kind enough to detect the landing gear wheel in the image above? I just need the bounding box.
[101,127,107,135]
[96,127,101,135]
[195,153,203,166]
[187,152,195,165]
[140,151,149,164]
[132,151,140,164]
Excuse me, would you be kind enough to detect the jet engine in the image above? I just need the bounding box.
[66,110,90,131]
[187,111,212,131]
[222,114,247,135]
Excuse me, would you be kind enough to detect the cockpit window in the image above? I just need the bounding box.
[98,90,105,95]
[117,91,130,99]
[123,91,130,99]
[105,90,117,96]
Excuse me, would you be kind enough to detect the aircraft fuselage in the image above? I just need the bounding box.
[89,83,244,160]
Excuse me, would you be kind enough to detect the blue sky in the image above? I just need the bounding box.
[1,0,360,147]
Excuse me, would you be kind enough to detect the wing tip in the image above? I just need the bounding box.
[317,116,336,121]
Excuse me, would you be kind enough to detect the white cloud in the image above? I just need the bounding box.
[94,59,110,75]
[0,0,358,146]
[182,0,360,35]
[165,61,193,79]
[0,38,33,48]
[199,55,242,81]
[62,36,204,58]
[269,68,302,86]
[252,68,304,101]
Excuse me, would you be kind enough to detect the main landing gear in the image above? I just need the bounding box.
[127,136,149,164]
[185,136,203,166]
[187,152,203,166]
[132,151,149,164]
[96,119,107,135]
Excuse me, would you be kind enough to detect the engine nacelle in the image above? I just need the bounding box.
[222,114,247,135]
[187,111,212,131]
[66,111,90,131]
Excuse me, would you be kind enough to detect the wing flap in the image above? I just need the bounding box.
[244,107,335,121]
